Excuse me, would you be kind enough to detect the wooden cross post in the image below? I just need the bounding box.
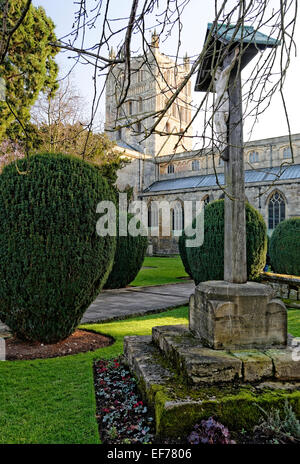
[223,52,247,283]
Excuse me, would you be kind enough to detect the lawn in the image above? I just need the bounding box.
[0,306,187,444]
[130,255,189,286]
[0,305,299,444]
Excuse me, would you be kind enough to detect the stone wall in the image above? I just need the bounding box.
[105,37,193,158]
[141,179,300,255]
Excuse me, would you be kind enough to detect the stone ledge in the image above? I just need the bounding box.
[153,325,242,385]
[124,334,300,438]
[264,348,300,381]
[124,335,174,391]
[230,350,273,382]
[151,325,300,383]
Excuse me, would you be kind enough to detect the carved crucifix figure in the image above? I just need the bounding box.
[213,47,239,161]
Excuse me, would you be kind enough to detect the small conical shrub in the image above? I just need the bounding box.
[178,233,192,278]
[104,213,148,289]
[182,199,267,285]
[269,217,300,276]
[0,153,116,343]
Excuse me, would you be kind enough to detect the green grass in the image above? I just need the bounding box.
[286,308,300,337]
[0,305,299,444]
[0,306,187,444]
[130,256,189,286]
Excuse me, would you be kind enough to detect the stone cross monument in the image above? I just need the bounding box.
[124,24,300,439]
[191,23,287,349]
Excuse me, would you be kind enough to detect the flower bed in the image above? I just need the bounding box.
[94,358,155,444]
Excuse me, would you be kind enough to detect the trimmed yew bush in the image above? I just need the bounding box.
[0,153,116,343]
[183,199,267,284]
[269,218,300,276]
[178,233,192,278]
[104,213,148,289]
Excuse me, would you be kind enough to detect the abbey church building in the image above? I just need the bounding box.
[105,33,300,255]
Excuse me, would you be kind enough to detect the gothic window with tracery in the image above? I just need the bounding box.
[268,191,286,230]
[172,203,184,232]
[249,151,259,163]
[192,160,200,171]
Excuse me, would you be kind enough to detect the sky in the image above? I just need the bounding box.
[32,0,300,144]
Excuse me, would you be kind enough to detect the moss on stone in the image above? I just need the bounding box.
[151,383,300,437]
[137,371,300,438]
[132,337,300,438]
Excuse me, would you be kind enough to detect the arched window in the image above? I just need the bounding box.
[283,147,292,159]
[136,122,142,134]
[172,104,177,118]
[172,203,184,232]
[128,100,133,115]
[167,164,175,174]
[192,160,200,171]
[117,128,122,139]
[148,202,159,232]
[249,151,259,163]
[165,121,170,133]
[268,191,286,230]
[138,97,143,113]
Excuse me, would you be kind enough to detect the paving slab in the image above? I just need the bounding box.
[0,282,194,331]
[81,281,194,323]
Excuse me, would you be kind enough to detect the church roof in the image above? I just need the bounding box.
[144,164,300,193]
[116,140,142,153]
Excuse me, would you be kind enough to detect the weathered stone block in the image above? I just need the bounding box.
[124,335,174,390]
[231,350,273,382]
[123,334,300,438]
[152,325,242,384]
[181,347,243,384]
[265,348,300,381]
[189,280,287,350]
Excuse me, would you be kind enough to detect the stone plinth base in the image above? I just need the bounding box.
[124,328,300,438]
[189,281,287,350]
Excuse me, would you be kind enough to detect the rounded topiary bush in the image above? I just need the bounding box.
[183,199,267,285]
[0,153,116,343]
[178,232,192,278]
[269,217,300,276]
[104,213,148,289]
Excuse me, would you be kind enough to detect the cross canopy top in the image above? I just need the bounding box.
[195,22,280,92]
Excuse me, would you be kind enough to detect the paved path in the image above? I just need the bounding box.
[81,281,194,323]
[0,282,194,334]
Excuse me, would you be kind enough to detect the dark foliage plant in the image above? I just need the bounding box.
[182,199,267,285]
[104,213,148,289]
[178,233,192,278]
[269,217,300,276]
[187,417,235,444]
[0,153,116,343]
[94,358,155,444]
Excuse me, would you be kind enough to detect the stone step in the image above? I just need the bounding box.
[152,325,243,384]
[124,335,175,391]
[123,333,300,438]
[152,325,300,384]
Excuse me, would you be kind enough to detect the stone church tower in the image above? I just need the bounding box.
[105,32,193,157]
